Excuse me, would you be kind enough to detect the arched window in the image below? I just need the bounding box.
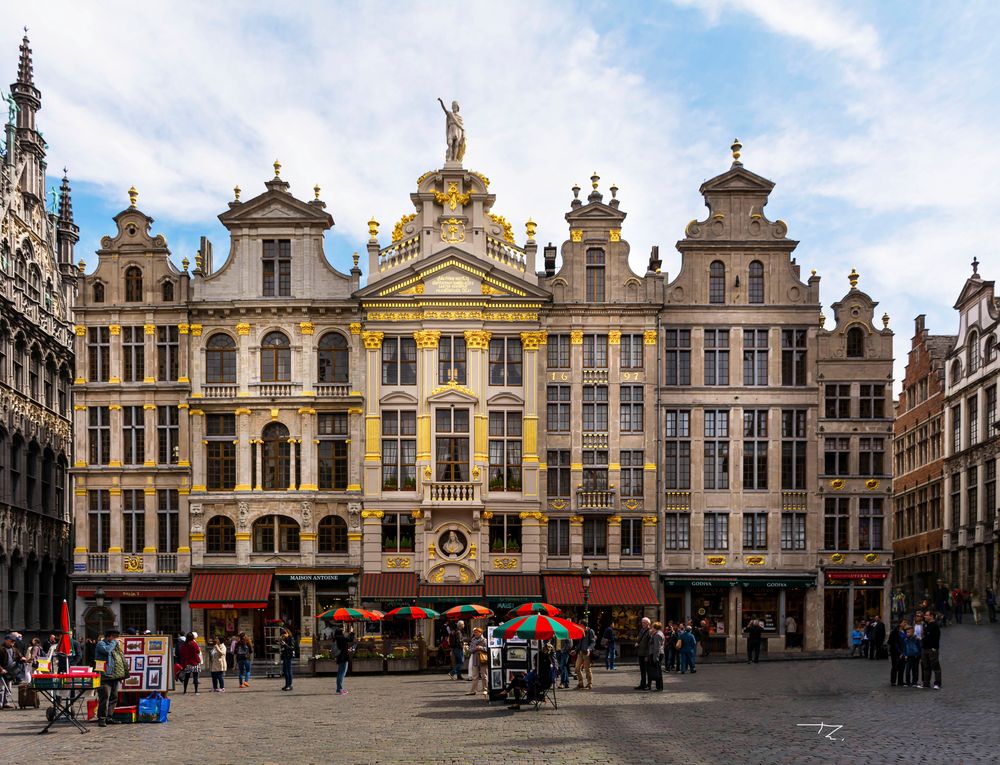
[317,333,349,384]
[161,280,174,302]
[253,514,299,553]
[205,333,237,384]
[93,282,105,303]
[968,330,980,374]
[261,422,290,490]
[846,327,865,358]
[585,248,605,302]
[27,266,40,302]
[748,260,764,304]
[985,335,997,364]
[260,331,291,382]
[318,515,348,553]
[206,516,236,553]
[14,255,25,287]
[124,266,143,302]
[709,261,725,304]
[951,359,963,384]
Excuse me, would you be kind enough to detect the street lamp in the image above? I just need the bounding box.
[347,575,358,608]
[581,566,592,627]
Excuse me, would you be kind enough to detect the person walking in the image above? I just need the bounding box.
[920,610,942,689]
[952,589,964,624]
[179,632,203,694]
[447,620,465,680]
[647,622,664,692]
[902,626,921,687]
[23,636,43,684]
[602,623,617,670]
[679,625,697,673]
[743,618,764,664]
[664,623,677,672]
[970,591,983,625]
[868,616,886,660]
[634,617,651,690]
[987,588,997,623]
[94,628,128,727]
[698,619,712,657]
[574,621,595,690]
[209,637,227,692]
[334,627,353,695]
[233,633,253,688]
[279,628,296,691]
[887,620,907,686]
[467,627,489,698]
[557,638,571,688]
[784,614,799,649]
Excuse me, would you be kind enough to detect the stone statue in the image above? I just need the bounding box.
[300,501,312,530]
[442,529,463,557]
[238,501,249,531]
[438,98,465,163]
[4,92,16,124]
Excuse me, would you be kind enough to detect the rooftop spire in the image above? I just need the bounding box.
[16,30,33,87]
[58,171,74,223]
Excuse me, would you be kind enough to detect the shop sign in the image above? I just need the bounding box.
[740,579,815,589]
[663,579,739,588]
[276,574,350,583]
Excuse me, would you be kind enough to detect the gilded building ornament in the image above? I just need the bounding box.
[190,324,203,336]
[570,229,583,243]
[123,555,144,573]
[413,330,442,349]
[569,515,584,525]
[299,322,315,335]
[144,324,156,335]
[428,543,437,560]
[362,331,385,349]
[463,330,492,350]
[549,499,567,511]
[236,322,251,336]
[570,330,584,345]
[481,511,494,520]
[830,553,846,564]
[525,218,536,240]
[108,324,121,336]
[642,516,658,525]
[481,283,502,296]
[608,330,622,346]
[519,331,545,351]
[433,182,471,211]
[830,479,845,490]
[746,556,766,566]
[488,213,515,244]
[609,228,621,242]
[865,479,880,490]
[361,510,385,519]
[623,499,641,512]
[349,322,362,335]
[74,325,86,336]
[493,557,518,569]
[178,323,190,334]
[385,557,411,569]
[368,217,380,240]
[607,515,622,525]
[468,542,477,560]
[643,330,657,345]
[864,553,880,563]
[706,556,727,566]
[441,217,465,244]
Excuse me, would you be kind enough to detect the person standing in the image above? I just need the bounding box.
[698,619,712,657]
[179,632,203,694]
[233,633,253,688]
[634,617,651,690]
[94,628,128,727]
[784,614,799,649]
[951,589,964,624]
[1,634,27,708]
[557,638,571,688]
[602,623,617,671]
[986,588,997,623]
[648,622,664,692]
[209,637,227,692]
[902,626,921,687]
[23,637,43,684]
[334,627,353,696]
[970,591,983,625]
[467,627,489,697]
[744,618,764,664]
[679,625,697,673]
[920,611,942,689]
[279,628,295,691]
[447,620,465,680]
[574,621,595,690]
[868,616,886,660]
[887,620,907,686]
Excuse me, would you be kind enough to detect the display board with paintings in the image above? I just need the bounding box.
[118,635,173,692]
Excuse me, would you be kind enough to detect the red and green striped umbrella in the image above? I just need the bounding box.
[384,606,440,620]
[507,602,561,618]
[493,615,584,641]
[316,607,382,622]
[443,604,494,620]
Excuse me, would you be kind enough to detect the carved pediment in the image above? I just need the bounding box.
[427,381,478,403]
[380,391,420,406]
[487,392,524,406]
[359,253,548,300]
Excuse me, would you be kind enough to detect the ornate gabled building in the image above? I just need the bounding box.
[0,34,76,634]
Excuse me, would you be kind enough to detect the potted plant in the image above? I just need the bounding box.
[398,535,413,552]
[382,537,396,553]
[350,648,386,674]
[384,645,419,673]
[507,538,521,553]
[309,650,339,676]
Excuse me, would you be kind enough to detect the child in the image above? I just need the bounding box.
[902,627,922,687]
[850,624,864,657]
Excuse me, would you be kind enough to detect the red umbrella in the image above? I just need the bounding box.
[493,615,584,641]
[317,607,382,622]
[58,599,72,655]
[443,604,493,620]
[507,602,561,618]
[383,606,440,620]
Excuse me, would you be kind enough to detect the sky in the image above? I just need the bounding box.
[3,0,998,390]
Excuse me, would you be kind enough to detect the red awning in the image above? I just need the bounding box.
[543,575,584,605]
[484,575,543,600]
[189,572,273,609]
[826,570,889,581]
[360,572,419,600]
[418,584,484,601]
[589,575,659,606]
[77,588,187,600]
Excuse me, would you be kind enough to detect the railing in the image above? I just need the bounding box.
[486,236,527,272]
[316,383,352,397]
[664,491,690,511]
[782,491,808,511]
[577,489,617,510]
[202,384,239,398]
[250,382,299,397]
[88,554,109,573]
[426,481,479,503]
[582,368,609,384]
[582,432,609,449]
[378,234,421,272]
[157,554,178,573]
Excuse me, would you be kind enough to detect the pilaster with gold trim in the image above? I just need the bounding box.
[362,331,384,496]
[520,331,545,500]
[190,408,206,491]
[413,331,440,483]
[235,407,252,490]
[465,330,491,484]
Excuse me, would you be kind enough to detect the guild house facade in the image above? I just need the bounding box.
[69,106,895,655]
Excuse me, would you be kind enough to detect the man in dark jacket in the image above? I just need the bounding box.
[920,611,942,689]
[887,621,907,686]
[868,616,886,660]
[743,618,764,664]
[634,617,651,691]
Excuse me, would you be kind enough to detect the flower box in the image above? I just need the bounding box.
[349,657,386,674]
[385,657,419,673]
[309,658,341,676]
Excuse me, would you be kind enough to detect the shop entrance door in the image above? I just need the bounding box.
[824,588,848,649]
[663,592,685,625]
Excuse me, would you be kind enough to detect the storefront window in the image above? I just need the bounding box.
[207,609,240,641]
[691,588,728,634]
[742,591,779,632]
[155,603,181,635]
[121,602,147,633]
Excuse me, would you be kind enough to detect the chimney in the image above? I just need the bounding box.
[543,243,557,277]
[648,245,661,274]
[915,314,925,336]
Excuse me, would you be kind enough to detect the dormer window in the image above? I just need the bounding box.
[124,266,143,302]
[586,248,605,302]
[709,261,725,304]
[846,326,864,358]
[262,239,291,297]
[968,330,980,374]
[161,280,174,302]
[93,282,105,303]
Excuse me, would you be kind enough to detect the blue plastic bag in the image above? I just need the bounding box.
[137,692,170,723]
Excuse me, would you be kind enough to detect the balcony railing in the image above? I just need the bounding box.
[87,554,109,573]
[250,382,300,397]
[426,481,480,503]
[316,383,352,397]
[577,489,616,510]
[582,432,609,449]
[157,554,178,573]
[201,384,239,398]
[582,368,609,384]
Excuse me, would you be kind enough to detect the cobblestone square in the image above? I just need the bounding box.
[2,624,998,765]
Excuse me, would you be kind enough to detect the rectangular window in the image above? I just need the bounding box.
[703,409,729,490]
[968,395,979,445]
[381,513,415,553]
[122,326,145,382]
[488,514,522,554]
[318,413,349,491]
[122,489,145,554]
[582,385,609,431]
[664,329,691,386]
[743,329,769,386]
[547,335,570,369]
[704,513,729,550]
[546,385,571,432]
[262,239,291,297]
[157,326,179,382]
[381,337,417,386]
[986,460,997,529]
[488,338,523,386]
[967,465,978,526]
[619,385,644,432]
[620,334,644,369]
[858,437,885,475]
[663,513,691,550]
[158,406,179,465]
[157,489,179,552]
[122,405,145,465]
[438,336,468,384]
[952,405,961,453]
[583,334,609,368]
[621,518,643,557]
[824,383,851,419]
[664,410,691,489]
[781,410,807,489]
[547,518,570,556]
[859,497,884,550]
[585,248,605,302]
[88,326,110,382]
[704,328,730,386]
[582,449,608,491]
[780,512,806,550]
[582,517,607,556]
[546,450,571,498]
[88,489,111,552]
[859,384,885,419]
[824,497,850,550]
[620,450,644,498]
[206,414,236,491]
[381,410,416,491]
[435,407,470,482]
[88,406,111,465]
[742,409,768,490]
[987,386,997,437]
[781,329,807,386]
[824,437,850,476]
[488,411,522,491]
[742,513,768,550]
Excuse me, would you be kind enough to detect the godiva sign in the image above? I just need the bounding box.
[662,576,815,589]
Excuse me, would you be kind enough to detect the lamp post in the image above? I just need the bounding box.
[581,566,592,627]
[94,586,109,646]
[347,575,358,608]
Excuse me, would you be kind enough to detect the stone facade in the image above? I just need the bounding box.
[0,35,75,634]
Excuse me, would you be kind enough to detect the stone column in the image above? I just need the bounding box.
[520,332,544,500]
[190,408,205,491]
[144,404,158,467]
[362,509,384,572]
[177,323,191,385]
[569,514,584,567]
[236,408,252,491]
[570,329,584,510]
[299,408,317,491]
[178,403,191,471]
[362,332,384,495]
[189,323,205,395]
[254,439,264,491]
[108,404,123,468]
[144,322,157,383]
[108,487,123,573]
[465,330,491,489]
[299,322,317,395]
[413,331,441,488]
[73,404,88,469]
[347,406,364,492]
[607,515,622,568]
[143,486,157,568]
[288,437,299,491]
[108,324,122,384]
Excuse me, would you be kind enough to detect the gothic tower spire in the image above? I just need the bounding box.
[10,30,44,204]
[56,170,79,266]
[11,30,40,133]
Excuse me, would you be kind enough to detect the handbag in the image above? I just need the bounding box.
[138,692,170,723]
[675,639,683,650]
[476,650,488,664]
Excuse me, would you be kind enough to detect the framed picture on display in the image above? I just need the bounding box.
[491,669,502,688]
[146,668,162,689]
[124,672,143,688]
[123,638,144,654]
[147,655,163,667]
[133,656,145,672]
[146,638,166,654]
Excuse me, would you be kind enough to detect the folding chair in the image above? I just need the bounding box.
[0,674,13,709]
